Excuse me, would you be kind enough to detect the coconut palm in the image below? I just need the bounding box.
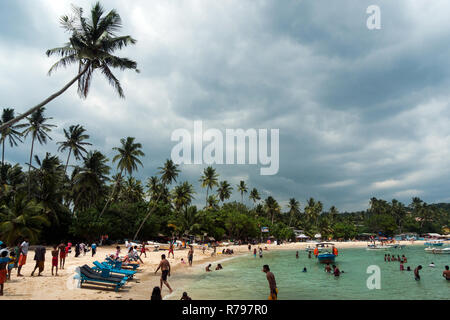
[199,166,219,206]
[22,107,56,198]
[133,159,180,239]
[237,180,248,204]
[57,125,92,174]
[0,108,25,166]
[287,198,300,227]
[99,137,144,217]
[72,150,110,211]
[206,195,219,210]
[0,193,49,245]
[249,188,261,206]
[264,196,281,225]
[0,2,139,132]
[217,180,232,203]
[172,182,195,213]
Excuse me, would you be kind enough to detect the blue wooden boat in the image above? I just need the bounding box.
[424,240,443,247]
[313,242,338,263]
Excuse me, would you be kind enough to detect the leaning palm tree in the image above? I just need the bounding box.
[57,125,92,174]
[22,107,56,198]
[249,188,261,206]
[237,180,248,204]
[217,180,232,203]
[0,2,139,132]
[99,137,144,217]
[199,166,219,206]
[0,108,25,166]
[133,159,180,239]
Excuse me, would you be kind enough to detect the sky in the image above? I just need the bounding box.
[1,0,450,212]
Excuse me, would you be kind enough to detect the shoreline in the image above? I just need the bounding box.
[0,240,435,300]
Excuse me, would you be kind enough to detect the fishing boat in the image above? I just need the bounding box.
[313,242,338,263]
[424,239,444,247]
[424,247,450,254]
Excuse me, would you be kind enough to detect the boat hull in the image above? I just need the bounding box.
[424,242,443,247]
[317,253,336,263]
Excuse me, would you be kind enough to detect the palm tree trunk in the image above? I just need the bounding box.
[1,139,5,166]
[0,64,91,132]
[205,187,209,206]
[27,135,36,199]
[64,149,72,174]
[98,168,124,219]
[133,185,165,240]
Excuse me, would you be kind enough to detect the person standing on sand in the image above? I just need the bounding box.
[168,241,175,259]
[414,265,422,281]
[262,265,278,300]
[31,245,46,276]
[51,245,59,276]
[155,254,173,293]
[58,241,66,269]
[187,245,194,267]
[0,250,11,296]
[17,238,29,277]
[91,242,97,257]
[140,243,147,258]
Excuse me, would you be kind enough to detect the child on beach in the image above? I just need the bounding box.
[58,242,66,269]
[253,248,257,258]
[0,250,11,296]
[7,252,15,280]
[51,245,59,276]
[140,244,147,258]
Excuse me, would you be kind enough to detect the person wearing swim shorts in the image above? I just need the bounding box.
[51,245,59,276]
[262,265,278,300]
[31,245,45,276]
[414,265,422,281]
[17,238,29,277]
[58,241,66,269]
[187,245,194,266]
[155,254,173,293]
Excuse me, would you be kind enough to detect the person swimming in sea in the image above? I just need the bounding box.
[443,266,450,281]
[332,265,340,277]
[206,264,212,272]
[324,263,332,273]
[296,251,299,259]
[215,264,223,270]
[429,262,435,268]
[302,267,307,272]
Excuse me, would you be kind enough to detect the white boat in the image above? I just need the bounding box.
[425,247,450,254]
[424,239,444,247]
[366,244,390,250]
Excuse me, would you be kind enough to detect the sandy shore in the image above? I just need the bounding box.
[0,240,427,300]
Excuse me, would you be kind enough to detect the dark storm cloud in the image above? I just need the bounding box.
[1,0,450,211]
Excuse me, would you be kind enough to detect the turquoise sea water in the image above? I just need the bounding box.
[165,245,449,300]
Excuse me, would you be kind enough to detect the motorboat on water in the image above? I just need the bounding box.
[424,239,444,247]
[424,247,450,254]
[312,242,338,263]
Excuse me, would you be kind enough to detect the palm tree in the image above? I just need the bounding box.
[133,159,180,239]
[206,195,219,210]
[99,137,144,217]
[22,107,56,198]
[72,151,110,212]
[199,166,219,206]
[249,188,261,206]
[287,198,300,227]
[0,193,49,245]
[57,125,92,174]
[264,196,281,225]
[0,108,25,166]
[237,180,248,204]
[172,182,195,214]
[217,180,232,203]
[0,2,139,132]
